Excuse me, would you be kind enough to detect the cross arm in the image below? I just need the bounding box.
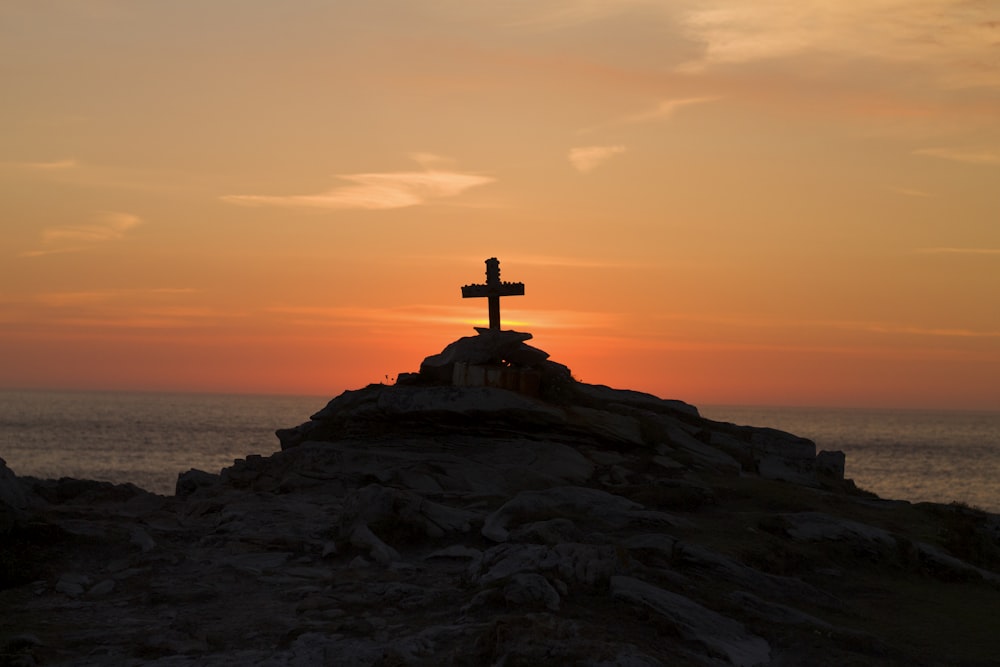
[462,282,525,298]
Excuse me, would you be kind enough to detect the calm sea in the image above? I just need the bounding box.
[701,405,1000,513]
[0,390,328,498]
[1,390,998,513]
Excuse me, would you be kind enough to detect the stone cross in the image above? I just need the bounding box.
[461,257,524,330]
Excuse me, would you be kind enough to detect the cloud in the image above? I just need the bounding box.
[21,211,142,257]
[514,254,639,269]
[265,305,468,327]
[857,323,1000,338]
[265,304,617,332]
[912,147,1000,165]
[21,158,78,170]
[675,1,1000,89]
[912,247,1000,256]
[581,97,719,134]
[651,312,1000,339]
[568,145,626,172]
[888,186,931,198]
[19,246,89,258]
[408,152,454,169]
[222,157,495,210]
[265,304,503,332]
[3,158,193,194]
[42,212,141,243]
[0,287,213,334]
[11,288,226,331]
[677,3,818,70]
[411,254,640,270]
[498,1,638,30]
[622,97,721,124]
[32,288,198,307]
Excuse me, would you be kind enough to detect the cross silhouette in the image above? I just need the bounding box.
[461,257,524,330]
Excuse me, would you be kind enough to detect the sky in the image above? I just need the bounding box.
[2,0,999,409]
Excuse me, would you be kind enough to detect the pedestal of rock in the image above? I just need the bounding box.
[418,328,558,399]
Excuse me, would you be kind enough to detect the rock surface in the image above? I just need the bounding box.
[0,457,28,533]
[2,334,999,666]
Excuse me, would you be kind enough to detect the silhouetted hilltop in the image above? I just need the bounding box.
[2,331,999,666]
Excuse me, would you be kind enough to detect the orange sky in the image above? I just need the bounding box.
[2,1,999,409]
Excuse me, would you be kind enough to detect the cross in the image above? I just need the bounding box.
[461,257,524,330]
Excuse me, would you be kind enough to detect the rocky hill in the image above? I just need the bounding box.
[2,330,999,666]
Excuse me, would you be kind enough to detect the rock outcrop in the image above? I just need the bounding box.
[2,332,999,666]
[0,457,28,534]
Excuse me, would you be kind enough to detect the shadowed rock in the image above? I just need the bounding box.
[3,333,998,667]
[1,457,28,533]
[611,575,771,667]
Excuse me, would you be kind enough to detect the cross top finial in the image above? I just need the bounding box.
[461,258,525,330]
[485,257,500,284]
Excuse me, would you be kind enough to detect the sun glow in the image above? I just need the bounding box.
[2,1,998,409]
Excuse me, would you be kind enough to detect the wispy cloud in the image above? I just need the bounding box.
[581,97,719,134]
[505,308,621,331]
[33,288,198,307]
[651,312,1000,339]
[265,305,469,327]
[41,212,141,243]
[21,211,143,258]
[515,254,641,269]
[888,186,931,198]
[500,1,634,30]
[912,147,1000,165]
[408,152,455,169]
[26,309,240,331]
[21,158,79,170]
[677,4,820,71]
[0,288,214,333]
[265,304,618,331]
[222,155,494,210]
[675,1,1000,89]
[856,323,1000,338]
[912,247,1000,256]
[621,97,721,125]
[411,254,639,270]
[266,304,510,329]
[4,158,194,194]
[568,145,625,172]
[19,246,90,259]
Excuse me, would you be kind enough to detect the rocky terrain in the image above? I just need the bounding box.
[2,330,1000,666]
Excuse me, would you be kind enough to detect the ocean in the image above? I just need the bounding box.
[1,390,998,513]
[0,390,329,499]
[701,405,1000,513]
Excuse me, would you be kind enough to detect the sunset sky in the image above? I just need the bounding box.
[2,1,999,409]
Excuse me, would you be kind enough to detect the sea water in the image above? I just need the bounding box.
[701,405,1000,513]
[1,390,998,512]
[0,390,328,497]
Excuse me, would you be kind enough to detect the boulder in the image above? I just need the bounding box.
[247,436,596,498]
[482,486,644,542]
[611,575,771,667]
[503,572,561,611]
[419,329,537,382]
[816,450,846,479]
[376,385,565,425]
[175,468,220,497]
[338,483,479,547]
[566,406,646,446]
[571,382,699,417]
[0,457,28,532]
[780,512,895,544]
[749,429,818,484]
[472,542,620,588]
[661,425,742,474]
